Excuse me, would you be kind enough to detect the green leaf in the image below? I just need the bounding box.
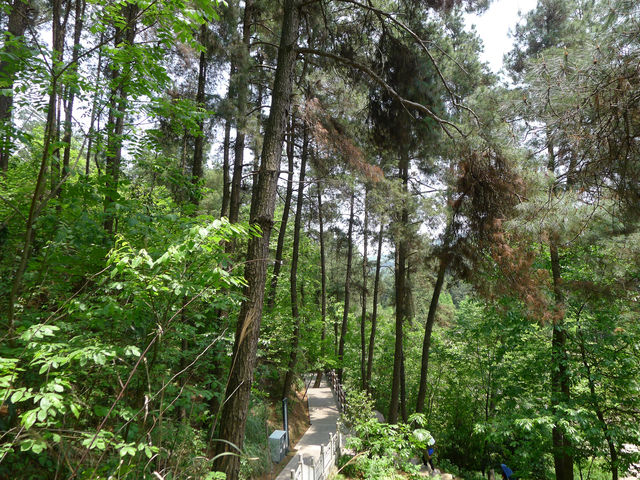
[37,407,48,422]
[11,389,25,403]
[94,405,110,416]
[31,441,46,454]
[119,445,137,457]
[124,345,141,357]
[22,410,37,430]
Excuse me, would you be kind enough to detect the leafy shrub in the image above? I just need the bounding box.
[1,219,256,479]
[341,388,435,478]
[342,386,375,428]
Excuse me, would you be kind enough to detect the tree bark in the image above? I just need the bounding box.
[266,115,295,310]
[221,119,231,217]
[0,0,31,172]
[318,179,328,363]
[366,221,383,391]
[337,190,355,384]
[400,349,407,423]
[360,187,369,389]
[49,0,69,197]
[416,255,448,413]
[313,173,326,389]
[228,0,253,224]
[212,0,300,476]
[282,123,308,399]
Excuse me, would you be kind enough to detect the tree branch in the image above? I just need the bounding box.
[296,47,463,137]
[337,0,478,122]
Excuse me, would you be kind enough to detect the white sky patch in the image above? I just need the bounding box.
[464,0,539,74]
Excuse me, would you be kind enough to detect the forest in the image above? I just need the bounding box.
[0,0,639,478]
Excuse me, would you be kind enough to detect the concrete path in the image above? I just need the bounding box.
[275,378,339,479]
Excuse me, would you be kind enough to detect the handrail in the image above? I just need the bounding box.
[287,431,342,480]
[285,371,345,480]
[326,370,346,413]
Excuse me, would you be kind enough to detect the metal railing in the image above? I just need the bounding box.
[288,431,342,480]
[286,370,347,480]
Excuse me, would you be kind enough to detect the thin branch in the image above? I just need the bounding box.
[0,194,27,221]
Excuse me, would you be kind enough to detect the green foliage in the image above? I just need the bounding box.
[239,398,272,479]
[2,1,640,479]
[341,388,434,478]
[1,217,255,478]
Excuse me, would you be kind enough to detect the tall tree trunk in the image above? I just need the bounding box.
[366,221,383,391]
[400,350,407,422]
[550,241,574,480]
[0,0,31,173]
[212,0,300,476]
[7,77,58,342]
[103,3,138,234]
[228,131,243,221]
[221,119,231,217]
[282,123,308,399]
[360,187,369,389]
[416,255,448,413]
[313,178,326,388]
[389,244,404,423]
[389,152,409,424]
[191,22,208,205]
[337,190,355,384]
[318,180,327,362]
[84,30,104,175]
[266,115,295,310]
[228,0,253,224]
[60,0,85,186]
[547,140,574,480]
[49,0,69,197]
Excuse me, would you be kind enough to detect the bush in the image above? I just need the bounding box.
[341,388,435,477]
[337,453,399,480]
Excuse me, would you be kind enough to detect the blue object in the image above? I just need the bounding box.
[428,448,435,456]
[501,464,513,479]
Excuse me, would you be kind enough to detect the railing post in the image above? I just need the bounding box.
[310,456,316,480]
[299,453,304,480]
